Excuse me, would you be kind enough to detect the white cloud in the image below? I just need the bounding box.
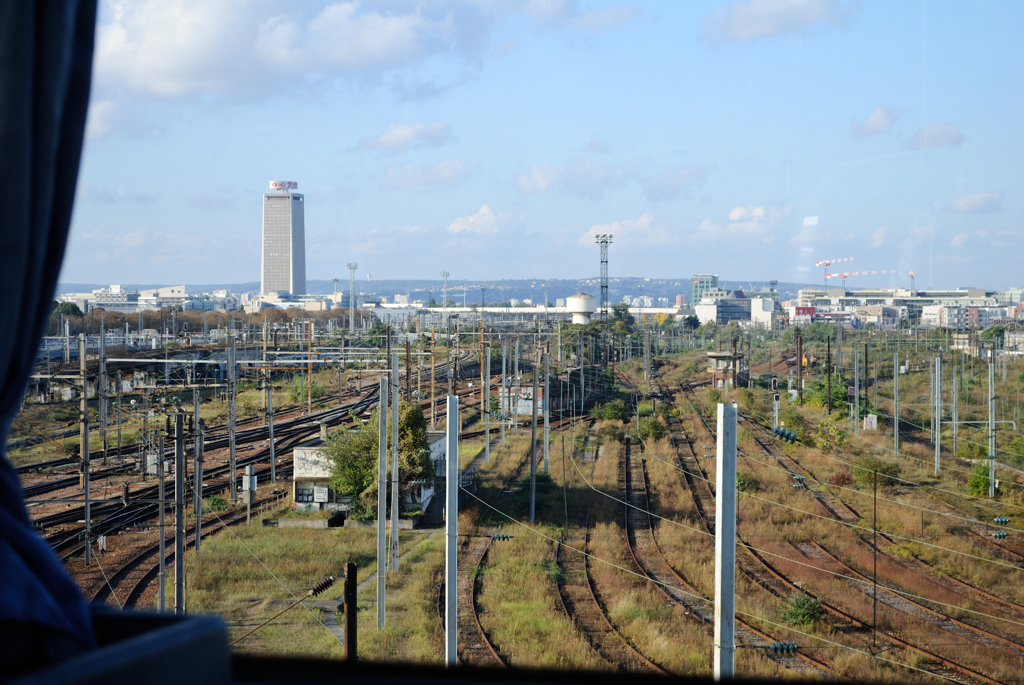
[871,225,888,247]
[703,0,859,42]
[255,4,455,70]
[691,205,792,242]
[566,5,640,31]
[382,159,479,188]
[516,159,708,200]
[850,105,901,137]
[94,1,637,100]
[95,1,458,97]
[84,100,116,140]
[950,230,988,248]
[908,122,965,150]
[77,180,157,204]
[947,192,1002,213]
[640,165,709,201]
[447,205,510,234]
[578,212,677,247]
[525,1,639,31]
[357,122,451,153]
[515,159,623,199]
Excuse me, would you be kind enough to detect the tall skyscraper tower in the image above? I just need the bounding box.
[261,181,306,295]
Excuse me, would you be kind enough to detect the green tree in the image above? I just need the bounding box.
[610,303,635,335]
[52,300,83,317]
[325,401,433,516]
[680,314,700,331]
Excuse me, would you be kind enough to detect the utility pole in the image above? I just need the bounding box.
[228,336,237,502]
[989,357,996,498]
[501,342,507,448]
[530,353,539,524]
[935,356,942,476]
[484,346,491,464]
[377,376,388,630]
[796,331,803,405]
[826,334,832,415]
[893,353,900,456]
[390,353,400,571]
[100,319,107,465]
[854,350,860,436]
[158,432,166,612]
[195,419,204,554]
[406,339,412,401]
[441,271,450,339]
[347,263,358,334]
[514,340,520,436]
[80,334,90,568]
[444,394,459,667]
[174,410,185,614]
[267,376,276,483]
[543,348,550,473]
[714,402,737,681]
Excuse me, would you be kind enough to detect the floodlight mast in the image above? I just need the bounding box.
[596,234,612,322]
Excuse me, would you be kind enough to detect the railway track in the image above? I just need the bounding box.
[677,384,1009,684]
[627,432,831,676]
[554,425,663,673]
[91,489,289,609]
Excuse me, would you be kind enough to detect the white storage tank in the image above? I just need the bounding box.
[566,292,597,324]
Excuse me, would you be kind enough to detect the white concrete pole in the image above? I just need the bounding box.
[484,346,491,464]
[267,379,275,483]
[714,402,737,681]
[935,356,941,476]
[445,394,459,667]
[174,412,185,615]
[893,353,899,456]
[377,376,388,630]
[390,353,400,570]
[228,338,237,502]
[501,343,507,448]
[989,360,996,498]
[543,349,550,473]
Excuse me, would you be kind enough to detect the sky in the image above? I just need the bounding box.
[63,0,1024,291]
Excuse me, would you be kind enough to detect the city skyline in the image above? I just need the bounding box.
[61,1,1024,289]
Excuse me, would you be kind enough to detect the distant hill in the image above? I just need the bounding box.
[57,278,818,303]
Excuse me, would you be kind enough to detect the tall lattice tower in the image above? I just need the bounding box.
[595,234,612,322]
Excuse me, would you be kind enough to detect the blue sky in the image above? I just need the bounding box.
[63,0,1024,290]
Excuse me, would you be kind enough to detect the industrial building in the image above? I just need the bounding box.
[261,181,306,296]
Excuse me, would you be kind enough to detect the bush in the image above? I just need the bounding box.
[779,592,823,625]
[598,424,625,443]
[636,402,655,418]
[968,459,991,497]
[853,455,901,488]
[828,469,854,487]
[707,388,722,405]
[592,399,629,422]
[736,471,760,493]
[813,416,846,453]
[634,416,666,442]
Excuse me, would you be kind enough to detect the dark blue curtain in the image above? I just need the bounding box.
[0,0,98,672]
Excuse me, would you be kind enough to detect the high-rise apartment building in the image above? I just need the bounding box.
[691,274,719,306]
[261,181,305,295]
